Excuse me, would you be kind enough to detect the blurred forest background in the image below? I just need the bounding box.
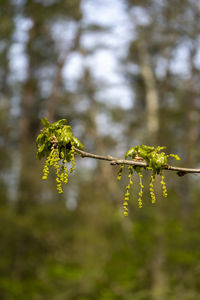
[1,0,200,299]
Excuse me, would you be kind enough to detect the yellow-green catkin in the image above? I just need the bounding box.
[60,150,68,184]
[123,166,133,216]
[138,172,144,208]
[52,148,63,193]
[70,144,75,173]
[149,174,156,203]
[42,147,56,180]
[63,159,68,184]
[160,172,167,197]
[42,147,70,194]
[128,166,133,186]
[42,162,49,180]
[117,164,124,181]
[123,186,130,217]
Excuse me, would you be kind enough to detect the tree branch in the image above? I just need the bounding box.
[74,147,200,176]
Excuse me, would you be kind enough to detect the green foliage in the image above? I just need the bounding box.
[125,144,180,173]
[118,145,180,216]
[36,118,84,193]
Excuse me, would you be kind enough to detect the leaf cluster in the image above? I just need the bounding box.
[36,118,84,161]
[126,144,180,174]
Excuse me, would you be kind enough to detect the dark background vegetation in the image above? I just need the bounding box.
[1,0,200,299]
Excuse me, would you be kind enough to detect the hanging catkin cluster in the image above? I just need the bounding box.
[36,119,180,216]
[117,144,180,216]
[36,118,83,193]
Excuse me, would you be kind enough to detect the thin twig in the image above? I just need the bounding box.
[74,147,200,176]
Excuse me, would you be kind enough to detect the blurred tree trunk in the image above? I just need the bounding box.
[82,66,118,199]
[180,45,199,218]
[0,4,14,203]
[137,39,159,143]
[46,26,82,122]
[138,39,168,300]
[18,18,43,211]
[186,45,198,166]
